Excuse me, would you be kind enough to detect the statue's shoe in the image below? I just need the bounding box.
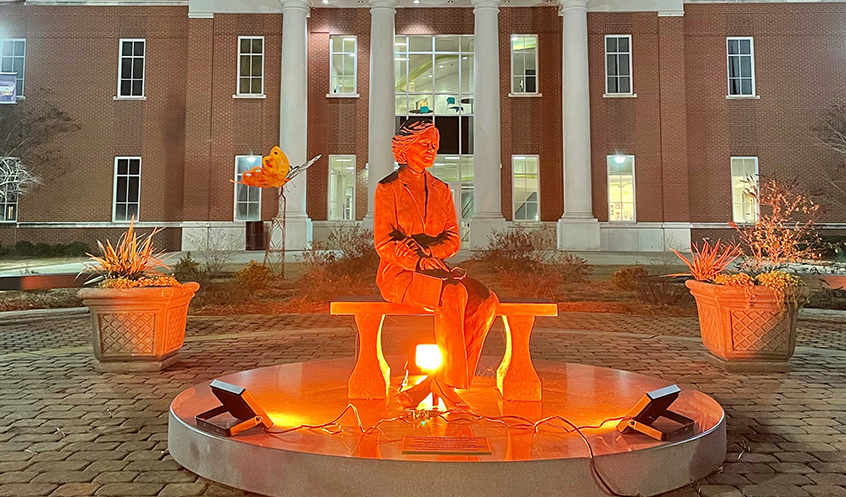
[431,377,469,410]
[398,377,433,409]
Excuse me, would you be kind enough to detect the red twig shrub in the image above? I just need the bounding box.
[729,176,822,270]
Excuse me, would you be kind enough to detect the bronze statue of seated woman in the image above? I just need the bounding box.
[373,119,499,409]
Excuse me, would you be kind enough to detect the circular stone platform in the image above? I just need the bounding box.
[169,358,725,497]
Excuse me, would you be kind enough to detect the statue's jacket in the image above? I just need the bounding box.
[374,167,461,304]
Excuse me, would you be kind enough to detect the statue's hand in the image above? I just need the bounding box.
[418,256,448,271]
[394,238,416,259]
[396,237,426,259]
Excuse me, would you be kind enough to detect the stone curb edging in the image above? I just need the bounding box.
[0,306,89,324]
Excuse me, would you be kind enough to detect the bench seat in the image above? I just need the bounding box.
[331,297,557,402]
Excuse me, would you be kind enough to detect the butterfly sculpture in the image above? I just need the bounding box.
[234,146,321,189]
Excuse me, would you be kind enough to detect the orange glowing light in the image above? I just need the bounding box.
[416,344,442,372]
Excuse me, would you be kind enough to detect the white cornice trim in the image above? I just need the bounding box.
[24,0,187,5]
[188,11,213,17]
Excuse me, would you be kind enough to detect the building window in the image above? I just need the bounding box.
[329,36,357,95]
[395,35,475,241]
[605,35,632,95]
[607,155,635,222]
[328,155,356,220]
[512,155,539,222]
[511,35,537,94]
[118,39,145,97]
[731,156,758,223]
[0,169,17,222]
[238,36,264,96]
[113,157,141,221]
[0,39,25,97]
[727,37,755,96]
[234,156,262,221]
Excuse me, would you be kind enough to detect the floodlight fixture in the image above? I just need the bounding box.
[616,384,694,441]
[195,380,274,437]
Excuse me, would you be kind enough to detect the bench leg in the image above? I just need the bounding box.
[348,313,391,400]
[497,315,542,402]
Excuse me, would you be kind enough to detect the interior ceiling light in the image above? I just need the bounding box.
[614,155,626,164]
[322,0,329,4]
[413,0,420,3]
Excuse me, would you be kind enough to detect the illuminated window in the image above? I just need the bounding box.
[512,155,539,222]
[511,35,537,94]
[0,39,25,97]
[731,157,758,223]
[605,35,632,95]
[118,39,145,97]
[727,37,755,96]
[395,35,475,242]
[234,156,262,221]
[0,160,18,222]
[330,36,357,95]
[607,155,635,222]
[114,157,141,221]
[237,36,264,96]
[329,155,356,221]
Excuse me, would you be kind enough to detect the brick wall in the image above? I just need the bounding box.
[3,2,846,250]
[684,3,846,224]
[500,7,562,222]
[0,5,189,224]
[184,14,283,222]
[308,9,371,221]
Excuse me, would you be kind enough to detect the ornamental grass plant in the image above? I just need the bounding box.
[86,218,179,289]
[674,239,806,308]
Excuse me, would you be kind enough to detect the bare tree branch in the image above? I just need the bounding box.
[0,88,79,201]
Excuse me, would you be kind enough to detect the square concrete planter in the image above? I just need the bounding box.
[686,280,808,372]
[78,282,200,372]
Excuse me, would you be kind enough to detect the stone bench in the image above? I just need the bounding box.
[330,297,558,402]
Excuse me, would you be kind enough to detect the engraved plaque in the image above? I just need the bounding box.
[401,436,492,455]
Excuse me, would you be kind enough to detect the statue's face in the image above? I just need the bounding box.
[405,127,440,173]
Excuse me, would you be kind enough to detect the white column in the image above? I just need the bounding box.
[278,0,312,250]
[557,0,600,250]
[362,0,397,229]
[469,0,507,249]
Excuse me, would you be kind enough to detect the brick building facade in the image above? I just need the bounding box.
[0,0,844,252]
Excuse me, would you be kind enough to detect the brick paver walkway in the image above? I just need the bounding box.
[0,310,845,497]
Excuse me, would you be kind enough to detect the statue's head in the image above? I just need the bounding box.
[392,119,439,173]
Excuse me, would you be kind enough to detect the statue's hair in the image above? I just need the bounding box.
[392,119,436,165]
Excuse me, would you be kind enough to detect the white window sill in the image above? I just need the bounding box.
[233,94,266,99]
[508,92,542,98]
[113,96,146,101]
[16,95,25,101]
[726,95,760,100]
[603,93,637,98]
[326,93,360,98]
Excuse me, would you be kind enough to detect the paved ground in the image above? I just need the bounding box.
[1,309,845,497]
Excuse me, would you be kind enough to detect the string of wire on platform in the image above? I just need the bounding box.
[265,403,637,497]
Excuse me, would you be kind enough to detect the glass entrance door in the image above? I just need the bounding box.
[448,182,473,244]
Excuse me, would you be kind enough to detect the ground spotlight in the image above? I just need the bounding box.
[616,384,694,441]
[195,380,274,437]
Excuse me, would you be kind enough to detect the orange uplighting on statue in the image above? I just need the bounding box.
[374,118,500,410]
[415,344,442,372]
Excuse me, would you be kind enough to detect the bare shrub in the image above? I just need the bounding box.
[635,276,692,306]
[185,227,239,275]
[295,224,379,302]
[729,176,822,270]
[475,226,592,299]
